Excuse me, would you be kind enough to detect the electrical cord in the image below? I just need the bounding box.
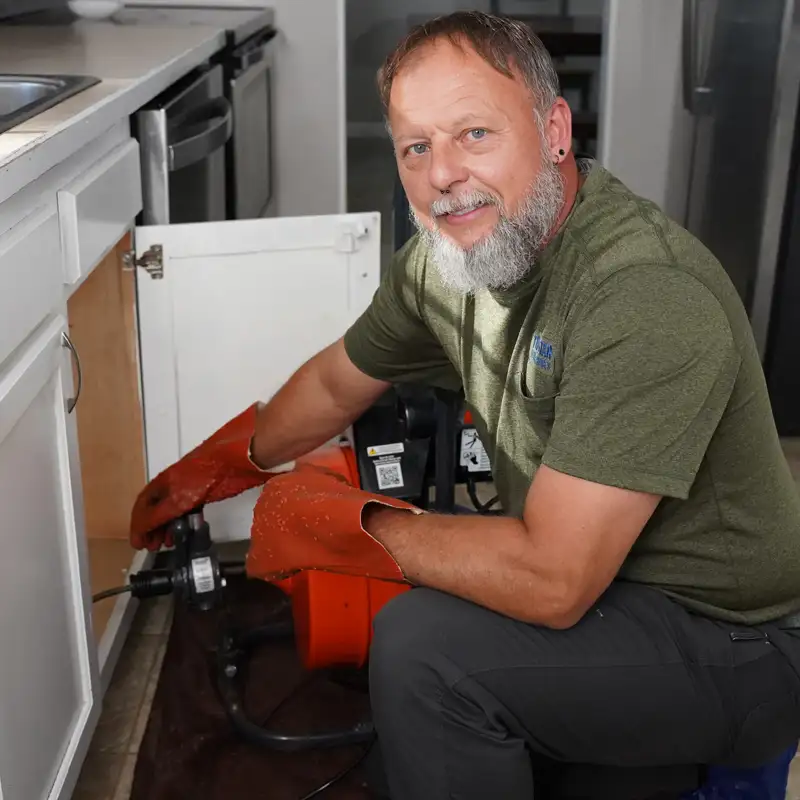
[255,671,375,799]
[90,565,370,798]
[466,475,501,515]
[297,737,375,800]
[92,584,133,603]
[257,672,318,728]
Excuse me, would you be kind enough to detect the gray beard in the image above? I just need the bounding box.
[411,158,565,294]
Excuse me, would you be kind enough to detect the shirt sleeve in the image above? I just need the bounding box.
[343,235,462,390]
[541,265,741,499]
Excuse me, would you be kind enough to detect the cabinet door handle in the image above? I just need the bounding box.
[61,331,82,414]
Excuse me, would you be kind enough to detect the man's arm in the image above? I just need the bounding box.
[363,468,661,628]
[363,266,740,628]
[250,338,390,470]
[252,237,457,470]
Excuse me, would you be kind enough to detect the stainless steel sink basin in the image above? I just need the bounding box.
[0,74,101,134]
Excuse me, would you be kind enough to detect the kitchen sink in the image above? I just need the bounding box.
[0,74,101,134]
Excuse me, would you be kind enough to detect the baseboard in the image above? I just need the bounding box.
[98,548,156,694]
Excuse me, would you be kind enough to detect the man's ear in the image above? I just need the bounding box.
[544,98,573,159]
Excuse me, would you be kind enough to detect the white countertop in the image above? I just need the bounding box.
[0,13,229,205]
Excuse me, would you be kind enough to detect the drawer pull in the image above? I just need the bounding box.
[61,331,82,413]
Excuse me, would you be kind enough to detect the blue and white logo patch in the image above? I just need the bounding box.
[530,333,554,373]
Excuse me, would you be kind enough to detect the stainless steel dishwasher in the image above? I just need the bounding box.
[134,63,233,225]
[223,25,277,219]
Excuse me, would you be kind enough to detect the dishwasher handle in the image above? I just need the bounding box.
[168,97,233,172]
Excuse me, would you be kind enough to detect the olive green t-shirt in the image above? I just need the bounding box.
[343,160,800,624]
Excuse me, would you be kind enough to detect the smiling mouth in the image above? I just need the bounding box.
[450,205,482,217]
[439,201,490,218]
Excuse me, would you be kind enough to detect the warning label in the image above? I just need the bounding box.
[367,442,404,457]
[460,428,491,473]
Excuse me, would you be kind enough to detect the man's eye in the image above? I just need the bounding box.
[468,128,487,140]
[407,143,429,156]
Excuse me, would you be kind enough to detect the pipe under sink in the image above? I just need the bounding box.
[0,74,101,134]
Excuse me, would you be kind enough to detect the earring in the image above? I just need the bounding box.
[553,147,565,164]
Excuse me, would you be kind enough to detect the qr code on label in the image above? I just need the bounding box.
[375,461,404,490]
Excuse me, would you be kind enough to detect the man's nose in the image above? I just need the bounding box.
[428,142,469,194]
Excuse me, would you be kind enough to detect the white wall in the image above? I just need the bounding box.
[597,0,693,220]
[266,0,347,216]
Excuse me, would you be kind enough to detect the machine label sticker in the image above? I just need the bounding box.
[460,428,491,473]
[191,556,215,594]
[375,457,405,490]
[367,442,405,457]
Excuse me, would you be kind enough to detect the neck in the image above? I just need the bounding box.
[553,153,581,233]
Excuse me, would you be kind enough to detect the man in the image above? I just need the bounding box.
[131,11,800,799]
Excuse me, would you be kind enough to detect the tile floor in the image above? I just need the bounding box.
[72,594,173,800]
[73,442,800,799]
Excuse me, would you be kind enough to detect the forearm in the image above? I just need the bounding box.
[363,506,577,628]
[251,340,388,470]
[250,368,345,470]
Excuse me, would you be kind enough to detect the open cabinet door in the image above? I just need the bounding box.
[133,212,381,542]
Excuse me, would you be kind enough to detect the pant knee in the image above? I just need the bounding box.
[370,588,437,678]
[369,588,455,709]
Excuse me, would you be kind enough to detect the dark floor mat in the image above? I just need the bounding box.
[130,575,375,800]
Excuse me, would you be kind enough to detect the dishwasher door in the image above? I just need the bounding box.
[228,29,276,219]
[135,63,233,225]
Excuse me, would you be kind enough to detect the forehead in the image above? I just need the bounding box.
[388,38,534,131]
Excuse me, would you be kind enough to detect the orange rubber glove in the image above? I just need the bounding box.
[130,403,274,551]
[245,464,422,583]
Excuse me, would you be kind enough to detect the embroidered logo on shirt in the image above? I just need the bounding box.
[530,333,554,373]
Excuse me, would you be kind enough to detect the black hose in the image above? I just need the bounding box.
[219,560,247,577]
[92,584,133,603]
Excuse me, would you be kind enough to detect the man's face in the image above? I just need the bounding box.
[388,38,566,292]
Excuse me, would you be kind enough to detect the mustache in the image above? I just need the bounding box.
[429,189,500,218]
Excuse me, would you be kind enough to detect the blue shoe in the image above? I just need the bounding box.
[683,743,796,799]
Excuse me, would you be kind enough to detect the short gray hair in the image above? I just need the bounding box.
[377,11,560,117]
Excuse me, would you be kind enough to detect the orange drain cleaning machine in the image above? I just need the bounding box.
[123,385,496,753]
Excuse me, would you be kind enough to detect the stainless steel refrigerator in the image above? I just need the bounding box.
[601,0,800,434]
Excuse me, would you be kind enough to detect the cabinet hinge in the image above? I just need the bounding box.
[335,222,369,253]
[122,244,164,279]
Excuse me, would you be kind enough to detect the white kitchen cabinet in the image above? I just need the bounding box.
[133,210,382,542]
[58,138,143,288]
[0,110,381,798]
[0,206,63,370]
[0,125,155,799]
[0,315,99,800]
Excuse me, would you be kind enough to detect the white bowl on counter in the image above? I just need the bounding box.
[67,0,124,19]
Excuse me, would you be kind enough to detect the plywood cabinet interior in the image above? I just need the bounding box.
[66,234,147,643]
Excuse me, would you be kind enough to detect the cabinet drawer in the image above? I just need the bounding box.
[0,206,62,369]
[58,138,143,286]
